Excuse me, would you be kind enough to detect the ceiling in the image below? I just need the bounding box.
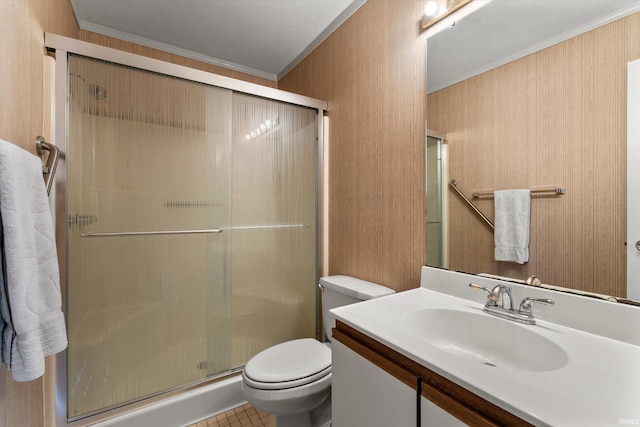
[427,0,640,93]
[70,0,366,82]
[69,0,640,89]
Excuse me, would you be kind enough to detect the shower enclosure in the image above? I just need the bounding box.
[49,35,326,424]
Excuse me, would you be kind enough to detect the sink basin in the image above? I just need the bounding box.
[402,308,568,372]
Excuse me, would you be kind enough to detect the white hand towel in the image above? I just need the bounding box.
[0,139,67,382]
[494,189,531,264]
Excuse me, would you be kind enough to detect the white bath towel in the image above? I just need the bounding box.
[0,228,5,361]
[0,139,67,382]
[494,189,531,264]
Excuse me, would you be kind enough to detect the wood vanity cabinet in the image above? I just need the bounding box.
[332,320,532,427]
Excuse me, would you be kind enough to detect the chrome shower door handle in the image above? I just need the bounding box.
[635,240,640,251]
[81,229,223,237]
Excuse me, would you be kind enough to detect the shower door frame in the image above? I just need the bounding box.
[45,33,328,427]
[425,128,449,269]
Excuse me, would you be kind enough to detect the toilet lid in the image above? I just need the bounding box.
[243,338,331,390]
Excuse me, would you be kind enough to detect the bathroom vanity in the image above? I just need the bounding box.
[330,267,640,427]
[332,321,521,426]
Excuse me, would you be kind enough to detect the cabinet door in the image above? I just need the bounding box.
[333,321,530,427]
[421,394,468,427]
[332,340,417,427]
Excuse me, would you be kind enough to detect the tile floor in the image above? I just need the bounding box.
[188,403,272,427]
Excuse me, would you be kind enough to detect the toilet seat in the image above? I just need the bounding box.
[243,338,331,390]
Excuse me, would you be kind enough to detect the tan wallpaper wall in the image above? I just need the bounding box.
[0,3,78,426]
[427,13,640,298]
[279,0,427,292]
[0,1,276,425]
[8,0,631,424]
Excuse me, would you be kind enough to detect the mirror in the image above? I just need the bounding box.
[425,0,640,301]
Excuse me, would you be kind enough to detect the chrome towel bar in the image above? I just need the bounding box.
[449,179,566,232]
[472,186,566,198]
[36,136,63,195]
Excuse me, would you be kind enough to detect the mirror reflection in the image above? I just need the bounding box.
[425,0,640,301]
[425,129,448,269]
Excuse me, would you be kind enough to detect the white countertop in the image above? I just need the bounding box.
[331,285,640,426]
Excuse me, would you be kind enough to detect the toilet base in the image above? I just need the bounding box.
[242,370,332,426]
[273,394,331,427]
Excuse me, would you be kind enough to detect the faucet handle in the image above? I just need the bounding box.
[525,275,543,287]
[518,297,554,314]
[468,283,499,304]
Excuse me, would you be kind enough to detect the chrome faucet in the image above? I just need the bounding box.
[496,284,513,310]
[468,283,512,308]
[469,283,554,325]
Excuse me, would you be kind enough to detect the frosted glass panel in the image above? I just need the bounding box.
[65,55,318,419]
[230,93,317,365]
[66,55,232,417]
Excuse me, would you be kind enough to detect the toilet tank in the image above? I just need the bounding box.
[319,275,395,341]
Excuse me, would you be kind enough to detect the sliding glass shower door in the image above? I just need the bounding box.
[230,93,318,366]
[65,55,317,419]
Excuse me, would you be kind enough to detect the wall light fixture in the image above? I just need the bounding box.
[421,0,473,31]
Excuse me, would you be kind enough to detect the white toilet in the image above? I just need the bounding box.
[241,275,395,427]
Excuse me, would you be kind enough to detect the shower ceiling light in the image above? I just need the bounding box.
[421,0,473,31]
[245,118,279,141]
